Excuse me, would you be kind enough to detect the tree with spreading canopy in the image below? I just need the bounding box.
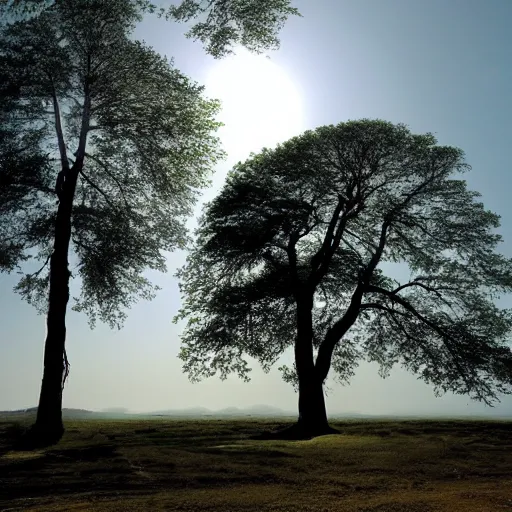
[0,0,224,445]
[176,119,512,439]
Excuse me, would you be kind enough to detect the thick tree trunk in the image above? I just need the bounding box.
[252,295,338,441]
[296,372,334,436]
[30,168,78,446]
[252,372,337,441]
[33,254,69,444]
[292,295,336,438]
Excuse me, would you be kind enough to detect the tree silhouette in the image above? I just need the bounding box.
[176,120,512,438]
[0,0,223,445]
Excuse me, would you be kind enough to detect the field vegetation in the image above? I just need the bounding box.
[1,417,512,511]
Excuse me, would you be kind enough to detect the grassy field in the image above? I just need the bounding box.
[1,417,512,511]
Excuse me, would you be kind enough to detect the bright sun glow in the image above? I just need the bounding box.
[205,50,304,164]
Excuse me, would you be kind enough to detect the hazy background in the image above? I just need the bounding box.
[1,0,511,416]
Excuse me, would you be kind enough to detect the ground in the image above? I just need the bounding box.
[1,417,512,511]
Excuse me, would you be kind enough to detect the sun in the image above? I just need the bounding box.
[205,49,304,163]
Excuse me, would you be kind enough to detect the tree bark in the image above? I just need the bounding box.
[296,371,334,436]
[252,295,338,441]
[31,167,79,446]
[293,295,336,438]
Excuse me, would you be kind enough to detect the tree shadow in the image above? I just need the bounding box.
[250,422,340,440]
[0,422,27,456]
[0,441,139,504]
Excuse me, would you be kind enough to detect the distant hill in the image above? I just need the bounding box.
[248,404,292,415]
[148,405,294,417]
[0,405,295,419]
[3,406,509,421]
[150,407,211,417]
[0,407,93,418]
[215,405,294,417]
[101,407,129,414]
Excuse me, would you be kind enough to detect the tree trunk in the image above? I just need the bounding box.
[31,168,78,446]
[252,368,337,441]
[251,295,338,441]
[293,295,336,438]
[296,371,334,436]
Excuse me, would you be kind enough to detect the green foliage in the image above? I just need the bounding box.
[0,0,224,328]
[3,0,156,17]
[0,122,52,271]
[4,0,300,58]
[167,0,301,57]
[177,119,512,404]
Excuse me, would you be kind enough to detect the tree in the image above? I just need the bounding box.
[0,0,223,445]
[5,0,301,58]
[176,120,512,438]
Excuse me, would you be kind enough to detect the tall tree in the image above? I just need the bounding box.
[0,0,223,445]
[176,120,512,438]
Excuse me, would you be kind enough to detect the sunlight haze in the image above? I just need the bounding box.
[206,49,305,164]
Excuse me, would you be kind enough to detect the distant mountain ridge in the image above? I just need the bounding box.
[0,407,94,418]
[148,404,295,417]
[0,405,295,418]
[2,406,511,420]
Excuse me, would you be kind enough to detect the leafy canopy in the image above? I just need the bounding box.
[176,120,512,404]
[168,0,301,58]
[0,0,224,327]
[4,0,301,58]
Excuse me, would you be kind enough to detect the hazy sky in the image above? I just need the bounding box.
[1,0,512,416]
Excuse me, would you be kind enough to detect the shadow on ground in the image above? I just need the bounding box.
[1,418,512,511]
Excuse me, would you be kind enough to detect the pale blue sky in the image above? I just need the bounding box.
[1,0,512,416]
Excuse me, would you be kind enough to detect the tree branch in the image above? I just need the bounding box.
[360,302,410,317]
[287,233,299,287]
[366,283,478,398]
[389,279,456,312]
[297,218,322,239]
[385,166,445,222]
[49,76,70,175]
[400,217,454,246]
[28,253,51,279]
[314,281,365,383]
[359,220,390,283]
[344,228,378,252]
[313,221,390,381]
[78,169,116,210]
[62,93,83,110]
[385,309,446,372]
[367,285,447,336]
[339,236,364,265]
[310,195,345,273]
[74,55,92,166]
[84,152,131,209]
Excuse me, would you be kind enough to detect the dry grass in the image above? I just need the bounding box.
[1,417,512,511]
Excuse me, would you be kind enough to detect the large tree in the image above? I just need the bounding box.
[0,0,223,445]
[176,120,512,438]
